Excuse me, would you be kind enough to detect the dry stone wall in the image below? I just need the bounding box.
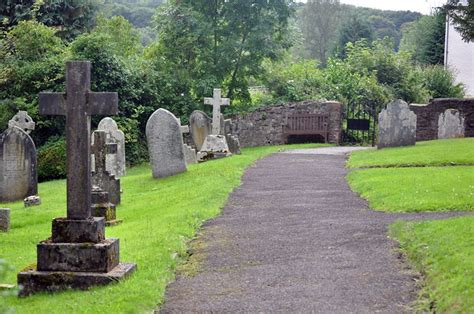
[229,100,343,147]
[410,98,474,141]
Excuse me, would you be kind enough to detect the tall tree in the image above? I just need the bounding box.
[0,0,101,40]
[152,0,293,102]
[299,0,342,66]
[444,0,474,42]
[335,14,374,57]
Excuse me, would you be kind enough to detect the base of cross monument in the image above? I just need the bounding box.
[17,263,136,297]
[198,135,231,162]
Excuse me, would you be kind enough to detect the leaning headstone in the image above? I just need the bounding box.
[91,131,121,205]
[97,117,126,178]
[199,89,231,160]
[438,109,465,139]
[378,99,417,149]
[0,127,38,202]
[18,61,135,297]
[189,110,212,151]
[146,108,187,178]
[0,208,10,232]
[224,119,241,155]
[8,111,35,134]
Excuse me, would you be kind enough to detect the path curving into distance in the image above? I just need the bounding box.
[159,147,471,313]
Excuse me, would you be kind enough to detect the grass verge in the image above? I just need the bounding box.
[0,143,325,313]
[390,217,474,313]
[347,166,474,213]
[347,138,474,168]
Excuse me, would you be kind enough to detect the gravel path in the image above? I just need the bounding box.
[159,147,472,313]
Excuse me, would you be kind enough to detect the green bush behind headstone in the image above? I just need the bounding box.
[38,136,67,182]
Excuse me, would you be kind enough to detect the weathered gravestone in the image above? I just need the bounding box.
[8,111,35,134]
[378,99,417,149]
[0,208,10,232]
[146,108,187,178]
[18,61,135,297]
[189,110,212,151]
[180,124,197,165]
[224,119,241,155]
[91,131,121,205]
[0,127,38,202]
[97,117,126,177]
[438,109,465,139]
[199,89,231,159]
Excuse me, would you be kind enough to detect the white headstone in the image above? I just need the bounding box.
[378,99,417,149]
[146,109,187,178]
[189,111,212,151]
[438,109,465,139]
[97,117,126,177]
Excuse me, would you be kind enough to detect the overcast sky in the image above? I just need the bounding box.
[295,0,447,14]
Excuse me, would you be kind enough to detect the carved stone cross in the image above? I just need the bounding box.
[91,131,117,174]
[8,111,35,134]
[39,61,118,220]
[204,89,230,135]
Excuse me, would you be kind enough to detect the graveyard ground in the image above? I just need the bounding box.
[347,138,474,312]
[0,143,327,313]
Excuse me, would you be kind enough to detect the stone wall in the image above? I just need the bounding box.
[409,98,474,141]
[229,100,343,147]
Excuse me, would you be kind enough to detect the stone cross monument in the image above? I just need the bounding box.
[204,88,230,135]
[199,89,231,160]
[8,111,36,134]
[18,61,135,296]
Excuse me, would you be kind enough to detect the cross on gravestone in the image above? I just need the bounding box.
[39,61,118,220]
[204,89,230,135]
[91,131,117,174]
[181,125,190,134]
[8,111,35,134]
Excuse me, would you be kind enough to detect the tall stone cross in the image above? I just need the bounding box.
[91,131,117,174]
[39,61,118,220]
[204,88,230,135]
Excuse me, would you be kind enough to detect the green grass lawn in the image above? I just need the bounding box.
[390,217,474,313]
[0,143,324,313]
[347,166,474,212]
[347,138,474,168]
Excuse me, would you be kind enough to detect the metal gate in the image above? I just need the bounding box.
[342,102,379,146]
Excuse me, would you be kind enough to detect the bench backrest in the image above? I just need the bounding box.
[284,113,329,132]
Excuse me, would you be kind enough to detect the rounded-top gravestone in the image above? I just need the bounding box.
[189,110,212,151]
[97,117,126,177]
[0,126,38,202]
[146,109,187,178]
[378,99,417,149]
[438,109,465,139]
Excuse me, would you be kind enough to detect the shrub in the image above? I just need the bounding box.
[422,65,465,99]
[37,136,66,182]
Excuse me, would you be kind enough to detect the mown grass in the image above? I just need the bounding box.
[347,138,474,168]
[347,166,474,213]
[0,143,325,313]
[390,217,474,313]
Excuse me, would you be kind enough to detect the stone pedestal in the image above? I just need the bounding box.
[198,135,231,161]
[91,188,122,226]
[0,208,10,232]
[17,217,135,296]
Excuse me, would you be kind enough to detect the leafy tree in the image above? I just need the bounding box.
[399,10,446,65]
[445,0,474,42]
[152,0,293,103]
[299,0,342,66]
[0,0,101,40]
[334,15,374,57]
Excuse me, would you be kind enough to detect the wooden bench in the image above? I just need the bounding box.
[282,113,329,143]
